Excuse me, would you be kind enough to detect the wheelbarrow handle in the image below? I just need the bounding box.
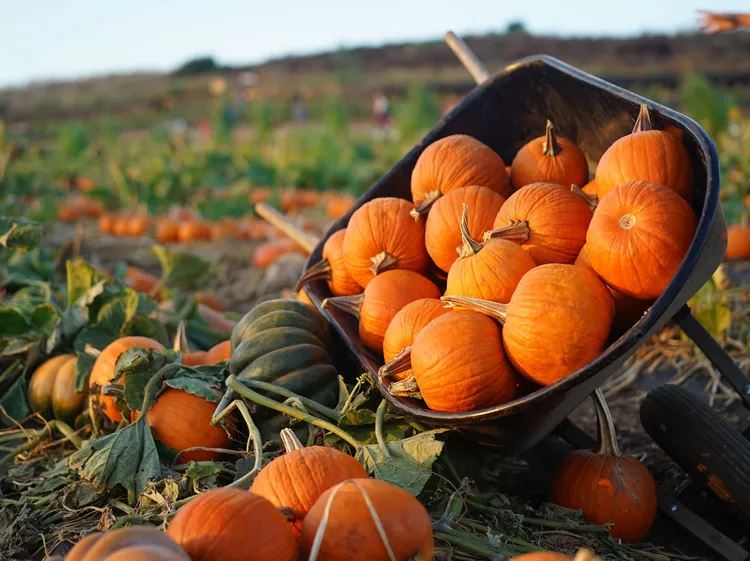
[444,31,490,85]
[254,202,320,255]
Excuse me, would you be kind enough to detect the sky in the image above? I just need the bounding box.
[1,0,747,88]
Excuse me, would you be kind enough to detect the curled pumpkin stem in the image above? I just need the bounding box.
[457,203,483,257]
[323,293,364,318]
[172,320,191,353]
[592,388,622,456]
[441,295,508,323]
[409,190,441,220]
[633,103,653,133]
[387,375,422,399]
[369,251,399,276]
[482,220,530,244]
[570,184,598,210]
[296,258,332,292]
[542,119,561,156]
[378,346,412,380]
[280,427,303,452]
[83,343,102,358]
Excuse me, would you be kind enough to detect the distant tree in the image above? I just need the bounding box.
[174,56,219,76]
[506,20,527,34]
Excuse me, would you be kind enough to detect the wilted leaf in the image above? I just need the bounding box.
[152,246,208,291]
[165,376,223,403]
[0,373,29,423]
[117,348,176,411]
[66,260,105,307]
[356,429,446,495]
[0,217,42,250]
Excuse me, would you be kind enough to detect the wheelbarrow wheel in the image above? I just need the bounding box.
[640,384,750,527]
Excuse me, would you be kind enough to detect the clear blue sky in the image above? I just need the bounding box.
[1,0,745,88]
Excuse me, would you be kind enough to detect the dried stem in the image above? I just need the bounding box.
[296,258,332,292]
[482,220,530,244]
[322,293,363,318]
[374,400,391,458]
[83,344,102,358]
[458,203,483,257]
[370,251,399,275]
[409,190,441,219]
[441,295,508,323]
[593,388,621,456]
[242,379,340,422]
[280,427,303,452]
[570,184,598,210]
[172,320,191,353]
[378,347,412,380]
[211,389,263,488]
[388,375,423,399]
[633,103,653,133]
[542,119,561,156]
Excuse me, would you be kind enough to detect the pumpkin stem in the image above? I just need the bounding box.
[573,549,601,561]
[322,293,364,318]
[280,427,304,453]
[295,258,332,292]
[100,383,124,398]
[441,295,508,323]
[570,184,598,210]
[378,346,412,380]
[172,319,191,353]
[482,220,530,244]
[370,251,399,276]
[633,103,653,133]
[409,190,441,220]
[387,375,423,399]
[83,343,102,358]
[542,119,561,156]
[458,203,484,257]
[593,388,622,456]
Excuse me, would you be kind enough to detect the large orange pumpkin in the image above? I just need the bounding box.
[586,180,697,300]
[551,390,657,542]
[89,336,165,423]
[342,198,429,288]
[324,270,440,352]
[487,183,593,264]
[64,527,190,561]
[510,120,588,189]
[410,134,511,217]
[251,428,367,527]
[297,229,361,296]
[300,478,433,561]
[145,388,231,463]
[381,310,518,412]
[594,104,693,201]
[443,264,614,386]
[168,488,298,561]
[725,223,750,261]
[445,205,535,303]
[425,185,505,272]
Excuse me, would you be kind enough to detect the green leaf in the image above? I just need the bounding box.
[152,245,209,291]
[0,307,29,337]
[356,429,446,495]
[116,348,176,412]
[0,217,42,250]
[122,316,168,345]
[184,461,223,488]
[0,372,29,423]
[73,327,119,391]
[30,303,59,335]
[68,417,161,503]
[165,376,223,403]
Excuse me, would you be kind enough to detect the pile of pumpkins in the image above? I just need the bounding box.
[59,427,601,561]
[298,104,699,415]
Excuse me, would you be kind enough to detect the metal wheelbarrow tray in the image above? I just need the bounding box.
[303,55,727,455]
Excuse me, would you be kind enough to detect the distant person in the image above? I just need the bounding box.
[372,92,391,128]
[699,11,750,33]
[292,92,307,122]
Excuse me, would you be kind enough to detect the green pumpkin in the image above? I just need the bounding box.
[230,298,327,350]
[230,327,324,374]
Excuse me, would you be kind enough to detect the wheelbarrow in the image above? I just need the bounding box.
[259,32,749,560]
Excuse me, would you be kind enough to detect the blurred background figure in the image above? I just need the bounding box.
[699,10,750,33]
[291,92,307,122]
[372,92,391,129]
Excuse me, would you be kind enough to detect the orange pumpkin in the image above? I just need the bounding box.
[487,183,593,265]
[177,220,211,243]
[586,180,697,300]
[146,388,231,463]
[112,214,130,237]
[324,269,440,352]
[205,340,231,363]
[125,214,150,237]
[297,230,361,296]
[443,264,614,386]
[124,267,161,298]
[510,120,588,189]
[249,188,271,205]
[410,134,511,216]
[552,390,657,541]
[425,185,506,272]
[194,291,222,311]
[326,193,356,219]
[252,239,299,269]
[300,478,433,561]
[27,354,85,424]
[342,198,428,288]
[251,428,367,528]
[64,527,190,561]
[99,213,116,234]
[155,218,180,243]
[594,104,693,201]
[445,205,535,303]
[209,219,241,241]
[89,336,165,422]
[167,488,298,561]
[725,223,750,261]
[181,351,209,366]
[382,298,449,381]
[510,550,598,561]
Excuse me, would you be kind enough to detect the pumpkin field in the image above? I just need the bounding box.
[2,27,750,561]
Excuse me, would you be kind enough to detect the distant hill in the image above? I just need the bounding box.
[2,31,749,126]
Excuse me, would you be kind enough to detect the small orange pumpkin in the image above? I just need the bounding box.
[125,213,150,237]
[252,239,299,269]
[586,180,697,300]
[443,264,614,386]
[551,390,657,542]
[342,197,429,288]
[324,269,440,352]
[445,205,535,303]
[510,549,599,561]
[486,183,593,264]
[425,185,506,272]
[382,298,449,381]
[300,478,433,561]
[167,488,298,561]
[89,336,165,422]
[124,266,162,298]
[410,134,511,216]
[510,120,588,189]
[27,354,85,424]
[594,104,693,201]
[725,221,750,261]
[194,291,222,311]
[205,340,231,363]
[325,193,356,219]
[99,213,116,234]
[176,220,211,243]
[251,428,367,528]
[64,526,190,561]
[297,229,361,296]
[155,218,180,243]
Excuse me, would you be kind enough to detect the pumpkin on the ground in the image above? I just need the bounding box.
[725,222,750,261]
[585,180,697,300]
[510,119,588,189]
[300,478,433,561]
[252,239,300,269]
[551,390,657,541]
[167,488,298,561]
[64,526,189,561]
[28,354,85,424]
[297,229,361,296]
